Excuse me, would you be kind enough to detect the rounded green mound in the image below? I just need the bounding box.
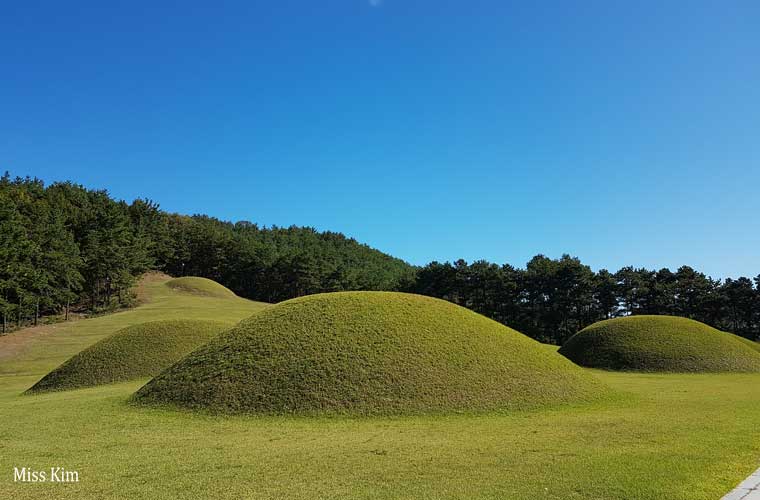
[28,320,229,393]
[165,277,236,298]
[559,315,760,373]
[134,292,609,415]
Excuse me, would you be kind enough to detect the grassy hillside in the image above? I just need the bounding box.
[28,320,229,393]
[0,273,268,383]
[135,291,609,415]
[559,315,760,372]
[165,277,237,298]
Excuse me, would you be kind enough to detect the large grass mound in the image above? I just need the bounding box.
[559,315,760,373]
[28,320,229,393]
[134,292,609,415]
[165,277,236,298]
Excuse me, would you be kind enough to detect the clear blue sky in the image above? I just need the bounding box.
[2,1,758,279]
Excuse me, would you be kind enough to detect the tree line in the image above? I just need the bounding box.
[1,173,758,344]
[0,174,413,332]
[408,256,760,344]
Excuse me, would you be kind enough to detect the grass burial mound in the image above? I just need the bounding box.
[135,292,608,415]
[165,276,236,298]
[28,320,229,393]
[559,315,760,373]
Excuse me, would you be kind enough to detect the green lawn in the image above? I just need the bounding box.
[1,278,758,499]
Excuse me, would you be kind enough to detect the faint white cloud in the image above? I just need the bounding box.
[369,0,383,7]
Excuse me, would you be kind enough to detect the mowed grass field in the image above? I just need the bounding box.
[1,276,759,499]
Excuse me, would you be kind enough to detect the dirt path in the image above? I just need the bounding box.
[0,272,170,362]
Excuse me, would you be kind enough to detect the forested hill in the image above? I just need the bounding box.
[164,217,416,302]
[2,173,758,345]
[0,173,415,330]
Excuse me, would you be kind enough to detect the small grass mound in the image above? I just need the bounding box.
[28,320,229,393]
[165,277,236,298]
[559,315,760,373]
[134,292,609,415]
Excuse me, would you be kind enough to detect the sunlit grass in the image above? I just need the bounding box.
[165,276,237,298]
[136,291,609,415]
[0,277,268,379]
[2,372,759,499]
[28,320,230,393]
[1,280,758,499]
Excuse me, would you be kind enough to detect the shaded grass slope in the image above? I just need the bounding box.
[165,277,236,298]
[559,315,760,372]
[28,320,229,393]
[135,292,610,415]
